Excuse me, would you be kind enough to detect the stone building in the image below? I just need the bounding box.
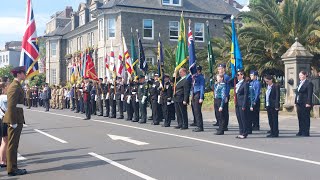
[45,0,239,85]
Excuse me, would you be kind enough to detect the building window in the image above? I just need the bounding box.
[0,56,2,63]
[68,40,72,54]
[146,56,154,65]
[194,23,204,42]
[79,13,85,26]
[50,69,57,85]
[99,19,104,41]
[143,19,154,39]
[91,32,94,47]
[87,32,94,47]
[169,21,179,41]
[99,57,105,78]
[51,42,57,56]
[108,18,116,39]
[6,55,8,63]
[162,0,181,6]
[77,37,83,51]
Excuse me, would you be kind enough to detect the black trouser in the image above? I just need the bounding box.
[192,93,203,130]
[126,100,133,120]
[72,98,76,110]
[223,96,230,129]
[28,99,31,108]
[132,99,139,122]
[111,100,116,117]
[80,99,84,113]
[117,100,124,117]
[162,102,170,126]
[91,100,96,115]
[297,104,311,135]
[139,101,147,123]
[191,102,196,125]
[44,99,50,111]
[214,98,225,132]
[104,99,110,117]
[168,103,175,120]
[151,100,161,124]
[98,98,103,115]
[76,99,80,112]
[236,105,248,136]
[84,101,91,119]
[249,100,260,130]
[266,106,279,136]
[175,101,188,128]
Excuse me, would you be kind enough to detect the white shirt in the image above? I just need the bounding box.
[236,79,244,93]
[266,84,273,107]
[298,79,306,91]
[0,94,8,119]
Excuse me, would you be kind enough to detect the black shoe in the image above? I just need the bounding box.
[192,128,203,132]
[83,118,89,120]
[190,123,196,127]
[174,126,181,129]
[151,123,160,125]
[132,120,138,122]
[301,133,310,137]
[8,169,27,176]
[215,131,224,135]
[138,121,146,124]
[180,127,188,130]
[110,116,116,118]
[223,128,229,131]
[117,116,124,119]
[0,164,6,168]
[213,123,219,126]
[267,130,271,133]
[296,132,302,136]
[266,134,278,138]
[162,124,170,127]
[98,114,103,116]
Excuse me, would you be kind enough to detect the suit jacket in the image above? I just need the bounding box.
[174,77,191,103]
[3,80,25,124]
[236,81,249,109]
[295,80,313,105]
[83,84,92,103]
[265,84,280,109]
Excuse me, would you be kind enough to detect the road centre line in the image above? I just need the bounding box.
[34,129,68,144]
[88,152,157,180]
[30,109,320,166]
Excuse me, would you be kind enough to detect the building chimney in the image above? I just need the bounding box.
[65,6,73,18]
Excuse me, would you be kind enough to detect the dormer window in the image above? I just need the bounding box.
[162,0,181,6]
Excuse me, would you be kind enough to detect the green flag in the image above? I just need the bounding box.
[206,21,215,79]
[130,30,139,76]
[175,13,188,72]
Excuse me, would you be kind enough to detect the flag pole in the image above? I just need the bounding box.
[232,15,237,106]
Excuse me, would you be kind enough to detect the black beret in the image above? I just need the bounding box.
[11,66,26,74]
[218,64,226,68]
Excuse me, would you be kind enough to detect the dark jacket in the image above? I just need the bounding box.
[295,80,313,105]
[173,77,191,103]
[265,83,280,109]
[236,80,249,109]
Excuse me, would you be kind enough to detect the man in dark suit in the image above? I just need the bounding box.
[235,69,249,139]
[295,71,313,136]
[116,76,125,119]
[83,78,92,120]
[43,83,51,112]
[174,68,191,130]
[264,75,280,138]
[150,73,161,125]
[160,74,173,127]
[3,66,27,176]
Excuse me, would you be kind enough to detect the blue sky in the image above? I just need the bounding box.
[0,0,84,49]
[0,0,249,49]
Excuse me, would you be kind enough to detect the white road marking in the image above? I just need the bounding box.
[108,134,149,145]
[34,129,68,144]
[18,153,27,161]
[29,109,320,166]
[88,152,157,180]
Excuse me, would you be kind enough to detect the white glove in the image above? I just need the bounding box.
[157,95,161,104]
[106,93,110,99]
[136,96,139,102]
[121,94,124,101]
[10,124,17,129]
[95,95,98,101]
[127,95,131,104]
[167,101,171,105]
[113,94,116,100]
[142,96,147,104]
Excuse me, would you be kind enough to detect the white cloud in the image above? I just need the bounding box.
[0,17,25,35]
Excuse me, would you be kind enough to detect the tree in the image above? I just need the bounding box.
[0,66,14,81]
[239,0,320,75]
[29,74,46,87]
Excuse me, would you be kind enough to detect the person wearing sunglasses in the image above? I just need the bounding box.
[235,69,249,139]
[295,71,313,137]
[264,75,280,138]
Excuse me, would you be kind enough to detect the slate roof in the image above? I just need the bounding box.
[45,21,72,37]
[100,0,239,15]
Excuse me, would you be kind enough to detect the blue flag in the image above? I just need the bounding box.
[188,24,197,75]
[230,16,243,78]
[137,31,148,74]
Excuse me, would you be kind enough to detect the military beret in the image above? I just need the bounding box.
[196,65,202,71]
[139,74,145,79]
[218,64,226,68]
[250,70,258,76]
[11,66,26,74]
[99,78,103,81]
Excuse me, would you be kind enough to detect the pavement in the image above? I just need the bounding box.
[1,107,320,180]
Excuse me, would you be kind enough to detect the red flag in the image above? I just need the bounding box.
[105,53,109,69]
[84,54,98,81]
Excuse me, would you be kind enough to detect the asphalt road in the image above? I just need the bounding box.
[1,107,320,180]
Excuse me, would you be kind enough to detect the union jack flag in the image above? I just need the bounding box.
[20,0,39,79]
